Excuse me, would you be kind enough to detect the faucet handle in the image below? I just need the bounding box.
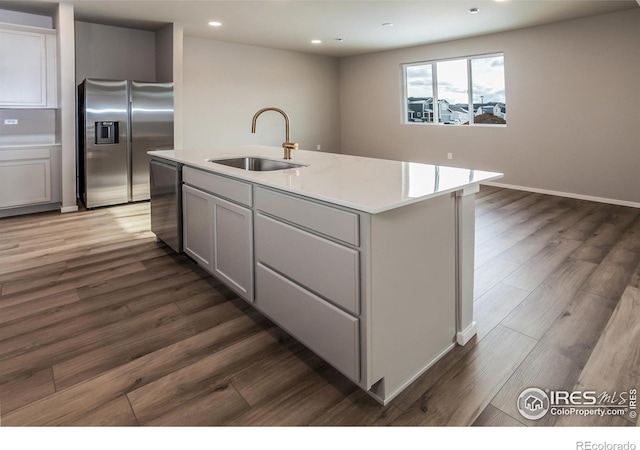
[282,142,298,160]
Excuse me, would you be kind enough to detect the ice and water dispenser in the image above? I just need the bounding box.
[95,121,119,144]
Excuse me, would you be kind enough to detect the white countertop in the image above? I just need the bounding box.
[149,145,503,214]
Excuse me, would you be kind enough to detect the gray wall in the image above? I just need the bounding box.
[339,9,640,204]
[56,3,77,212]
[75,21,156,84]
[0,110,55,145]
[182,36,341,154]
[0,8,52,28]
[155,24,174,83]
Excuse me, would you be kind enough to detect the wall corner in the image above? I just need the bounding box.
[55,3,77,212]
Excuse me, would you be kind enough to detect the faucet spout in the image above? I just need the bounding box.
[251,107,299,160]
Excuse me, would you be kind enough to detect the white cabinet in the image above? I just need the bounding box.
[0,145,61,211]
[256,263,360,381]
[255,213,360,315]
[0,24,57,108]
[211,194,253,301]
[254,187,359,245]
[177,164,461,405]
[182,168,254,302]
[182,184,214,268]
[253,185,458,402]
[254,187,361,382]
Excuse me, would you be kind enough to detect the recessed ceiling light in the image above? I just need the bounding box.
[468,8,480,14]
[208,21,222,27]
[311,40,322,44]
[382,22,394,27]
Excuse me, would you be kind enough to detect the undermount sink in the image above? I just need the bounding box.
[207,157,307,171]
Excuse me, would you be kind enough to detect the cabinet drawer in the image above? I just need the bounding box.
[0,147,51,161]
[255,187,359,246]
[256,213,359,315]
[183,166,252,207]
[256,263,360,382]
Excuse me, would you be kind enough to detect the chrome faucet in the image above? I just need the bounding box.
[251,107,299,160]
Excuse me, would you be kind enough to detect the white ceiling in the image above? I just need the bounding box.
[2,0,638,57]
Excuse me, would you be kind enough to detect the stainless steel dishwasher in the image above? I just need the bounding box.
[150,159,183,253]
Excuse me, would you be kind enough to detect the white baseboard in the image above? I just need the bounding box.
[60,205,79,213]
[485,182,640,209]
[456,321,477,346]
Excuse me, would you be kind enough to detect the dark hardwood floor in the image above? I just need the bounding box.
[0,186,638,426]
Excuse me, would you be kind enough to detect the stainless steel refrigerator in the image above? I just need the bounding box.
[78,78,174,208]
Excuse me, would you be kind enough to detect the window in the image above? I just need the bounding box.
[404,53,506,126]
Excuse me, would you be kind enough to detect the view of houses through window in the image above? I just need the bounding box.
[405,53,506,125]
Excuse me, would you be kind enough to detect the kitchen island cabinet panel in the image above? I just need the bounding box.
[366,193,458,401]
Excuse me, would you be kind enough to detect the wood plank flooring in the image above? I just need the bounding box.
[0,187,638,426]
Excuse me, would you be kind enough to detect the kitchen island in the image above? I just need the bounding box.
[148,145,502,405]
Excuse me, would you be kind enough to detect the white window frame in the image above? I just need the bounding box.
[402,52,505,127]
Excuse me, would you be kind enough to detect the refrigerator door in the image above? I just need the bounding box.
[83,79,129,208]
[130,81,174,202]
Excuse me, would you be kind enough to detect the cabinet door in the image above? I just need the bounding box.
[0,146,53,209]
[182,185,214,270]
[212,195,254,302]
[182,184,254,303]
[0,27,56,108]
[0,159,51,208]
